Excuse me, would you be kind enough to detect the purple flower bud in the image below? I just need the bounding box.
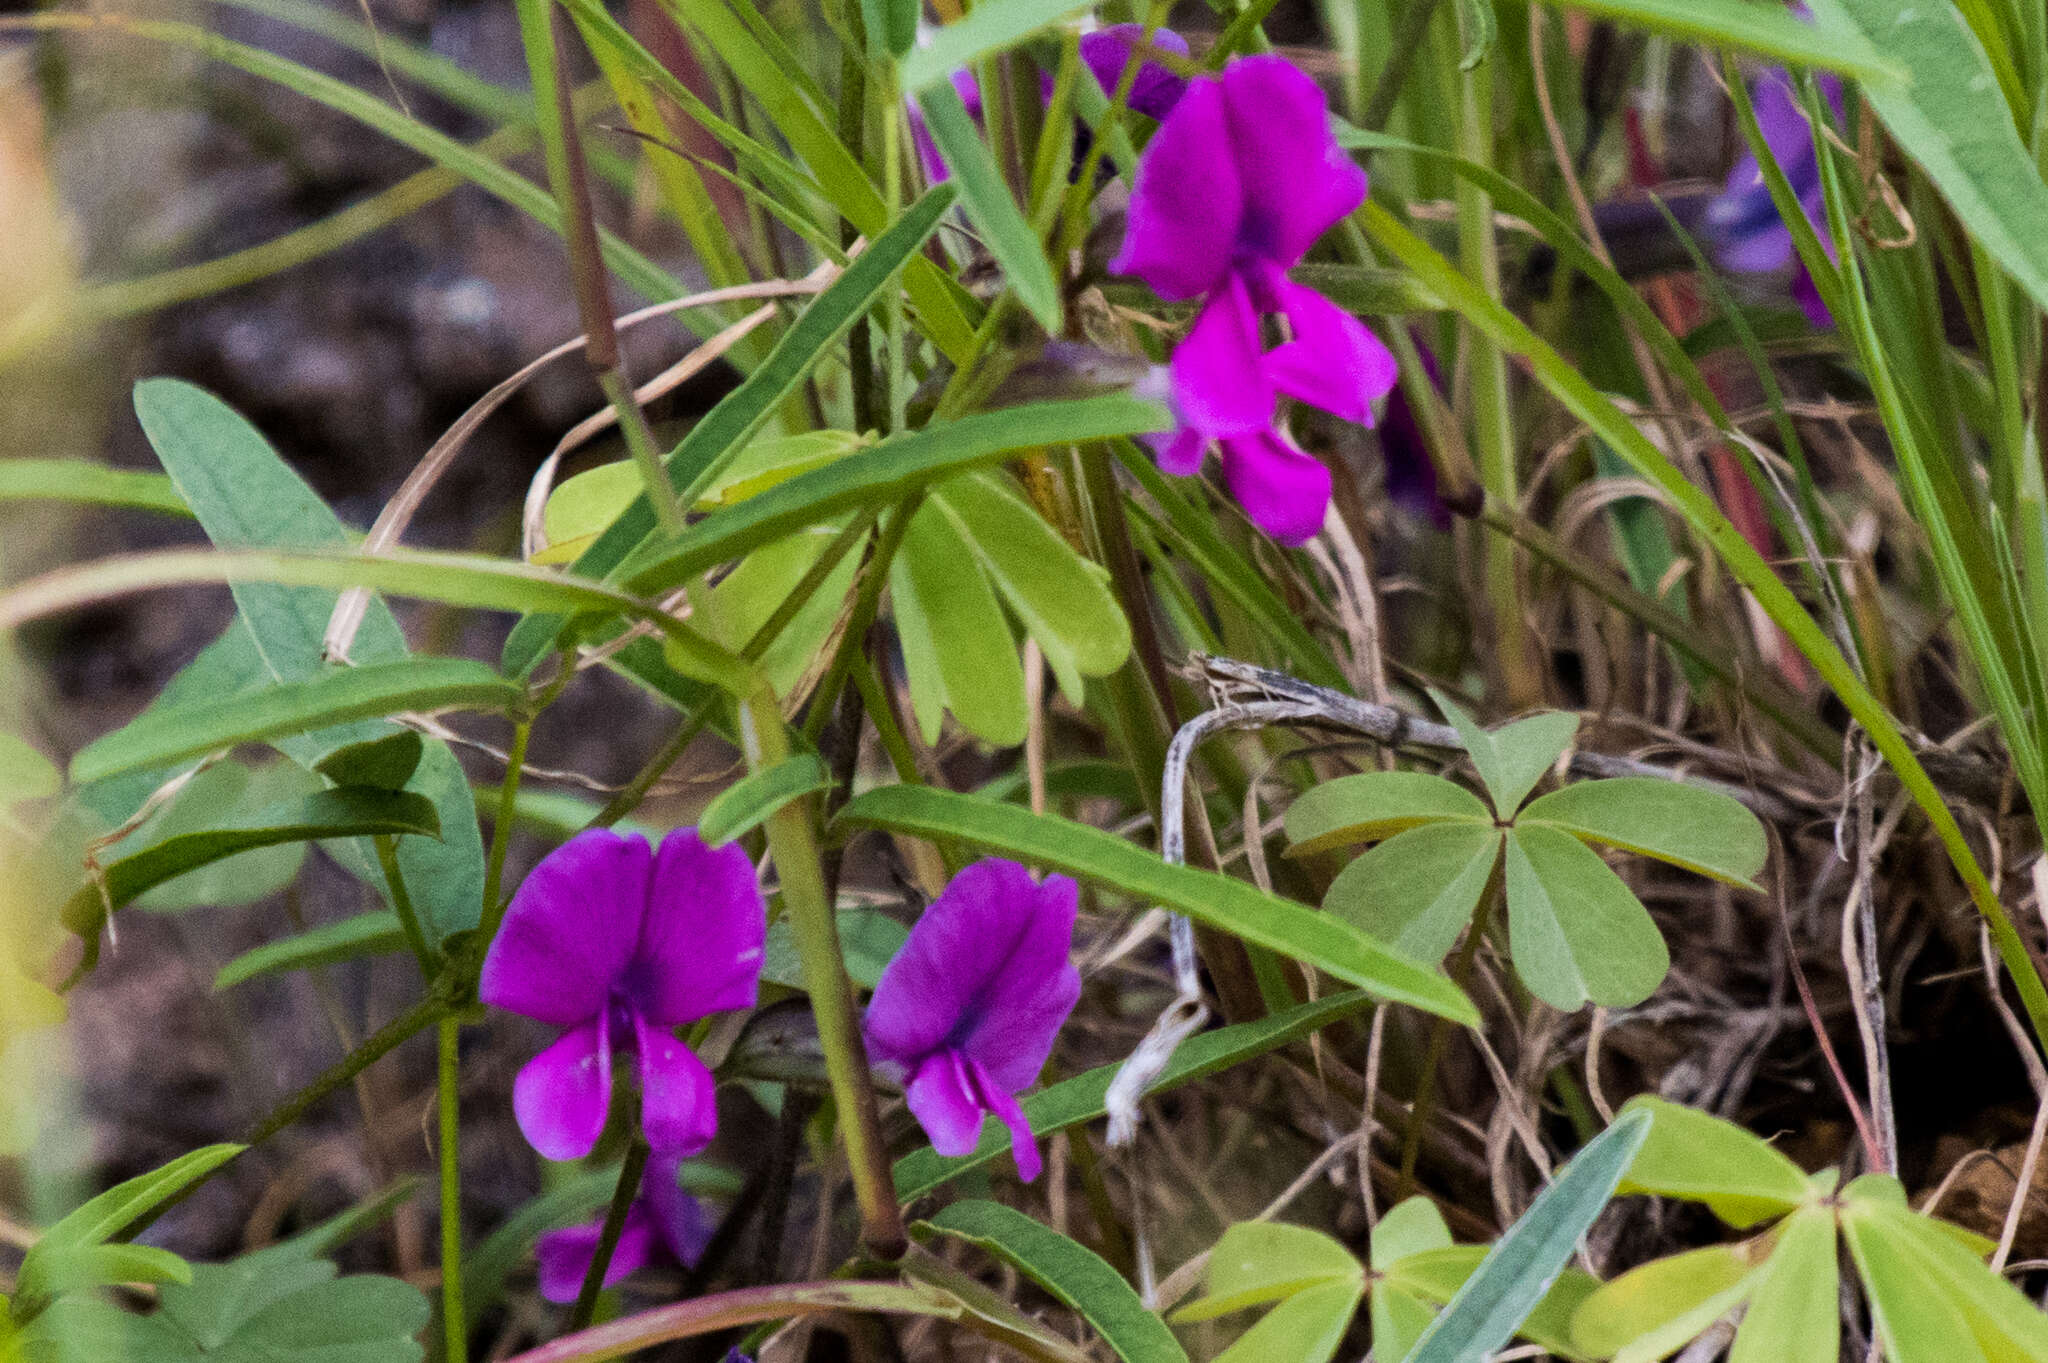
[863,859,1081,1182]
[481,828,766,1163]
[1112,56,1398,543]
[533,1153,715,1303]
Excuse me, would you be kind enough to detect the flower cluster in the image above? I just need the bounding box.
[482,827,1081,1303]
[1114,55,1398,544]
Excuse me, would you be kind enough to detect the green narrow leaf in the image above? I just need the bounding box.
[892,500,1029,746]
[1283,771,1492,855]
[923,1201,1190,1363]
[131,377,487,945]
[1432,691,1578,818]
[699,752,833,846]
[59,787,441,940]
[37,1145,245,1251]
[1403,1108,1653,1363]
[894,991,1376,1198]
[213,911,409,991]
[1323,824,1502,965]
[1520,777,1766,888]
[861,0,917,56]
[1807,0,2048,319]
[0,460,190,517]
[915,81,1063,331]
[930,472,1130,703]
[1842,1210,1994,1363]
[499,184,962,676]
[1613,1096,1811,1228]
[312,730,425,791]
[1546,0,1900,78]
[1503,825,1669,1010]
[614,394,1172,600]
[1850,1198,2048,1362]
[835,786,1478,1024]
[71,660,521,784]
[900,0,1093,91]
[14,1243,192,1309]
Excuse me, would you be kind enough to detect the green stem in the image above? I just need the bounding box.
[1451,37,1539,709]
[438,1017,467,1363]
[246,993,448,1147]
[479,720,532,942]
[1397,864,1498,1197]
[569,1139,649,1329]
[1360,0,1446,131]
[373,832,436,974]
[740,691,905,1257]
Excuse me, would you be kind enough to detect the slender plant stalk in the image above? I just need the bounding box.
[1397,862,1501,1197]
[569,1139,650,1329]
[373,832,436,973]
[438,1016,467,1363]
[479,720,532,942]
[739,690,906,1257]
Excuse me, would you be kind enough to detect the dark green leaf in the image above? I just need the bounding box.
[915,81,1062,330]
[861,0,917,56]
[132,378,486,944]
[71,660,520,785]
[312,732,424,791]
[923,1201,1188,1363]
[60,786,440,939]
[836,786,1477,1023]
[1808,0,2048,318]
[1547,0,1899,78]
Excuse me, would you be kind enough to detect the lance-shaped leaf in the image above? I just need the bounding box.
[60,787,440,939]
[915,81,1062,331]
[1520,777,1766,888]
[213,911,410,992]
[1403,1108,1651,1363]
[132,378,486,944]
[836,786,1478,1024]
[35,1145,244,1252]
[698,752,834,847]
[1731,1207,1838,1363]
[923,1201,1188,1363]
[71,659,523,784]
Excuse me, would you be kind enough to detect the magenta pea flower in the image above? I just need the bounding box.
[1705,67,1843,329]
[1113,55,1398,544]
[481,828,765,1162]
[863,859,1081,1182]
[534,1153,714,1303]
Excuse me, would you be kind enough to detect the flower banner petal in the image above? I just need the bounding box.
[1110,77,1242,300]
[481,830,650,1026]
[630,829,766,1026]
[1219,55,1366,266]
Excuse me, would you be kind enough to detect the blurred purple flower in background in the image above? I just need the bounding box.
[863,859,1081,1182]
[1704,68,1842,328]
[534,1153,714,1303]
[912,24,1189,184]
[1113,55,1398,544]
[481,828,765,1162]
